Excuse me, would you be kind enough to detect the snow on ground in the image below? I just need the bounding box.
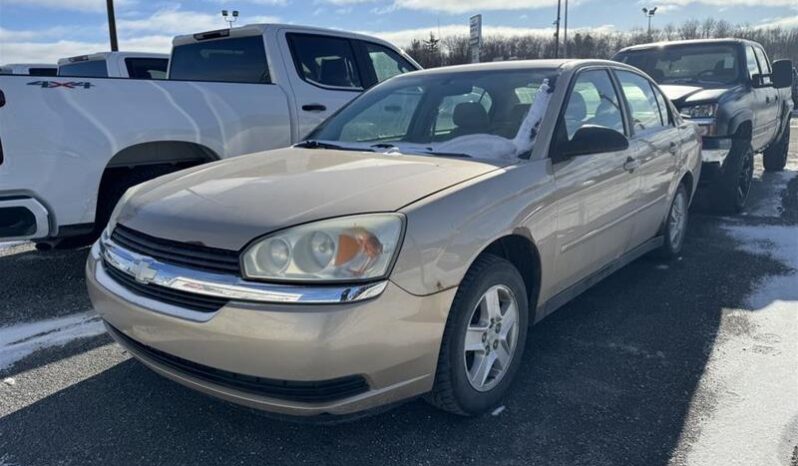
[0,311,105,372]
[680,222,798,464]
[743,159,798,219]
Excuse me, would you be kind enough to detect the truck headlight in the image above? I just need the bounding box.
[682,103,718,119]
[242,214,404,283]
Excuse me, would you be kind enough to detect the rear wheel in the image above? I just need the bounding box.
[763,125,790,172]
[710,140,753,214]
[426,254,529,416]
[657,183,689,259]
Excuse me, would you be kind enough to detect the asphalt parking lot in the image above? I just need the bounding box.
[1,122,797,465]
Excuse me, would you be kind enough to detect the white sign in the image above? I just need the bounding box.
[469,14,482,63]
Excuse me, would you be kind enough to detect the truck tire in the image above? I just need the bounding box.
[763,124,790,172]
[710,140,754,214]
[425,254,528,416]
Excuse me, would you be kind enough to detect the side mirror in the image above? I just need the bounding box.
[771,59,794,89]
[560,126,629,158]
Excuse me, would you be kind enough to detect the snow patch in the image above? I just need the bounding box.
[0,311,106,372]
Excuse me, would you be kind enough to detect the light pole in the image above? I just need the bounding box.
[106,0,118,52]
[642,7,657,38]
[563,0,568,58]
[553,0,561,58]
[221,10,239,28]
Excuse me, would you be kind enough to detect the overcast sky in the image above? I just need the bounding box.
[1,0,796,64]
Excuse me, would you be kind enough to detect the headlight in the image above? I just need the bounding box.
[682,103,718,119]
[242,214,404,283]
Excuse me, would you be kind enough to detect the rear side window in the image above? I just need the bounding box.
[288,34,362,89]
[616,70,664,132]
[125,58,168,80]
[29,68,57,76]
[58,60,108,78]
[652,85,671,126]
[170,36,270,84]
[362,42,415,83]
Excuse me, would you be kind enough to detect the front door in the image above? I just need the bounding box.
[550,68,640,295]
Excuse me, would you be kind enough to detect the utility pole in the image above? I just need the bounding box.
[553,0,561,59]
[563,0,568,58]
[106,0,118,52]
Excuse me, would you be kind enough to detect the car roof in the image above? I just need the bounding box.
[393,59,638,77]
[617,38,758,54]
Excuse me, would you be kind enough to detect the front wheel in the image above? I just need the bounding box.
[710,141,754,214]
[763,125,790,172]
[426,254,529,416]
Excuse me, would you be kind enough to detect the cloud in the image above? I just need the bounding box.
[117,8,280,35]
[756,15,798,28]
[0,0,131,12]
[0,35,174,64]
[391,0,559,13]
[363,23,616,47]
[656,0,797,7]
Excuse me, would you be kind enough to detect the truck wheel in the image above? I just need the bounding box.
[710,140,754,214]
[763,125,790,172]
[426,254,528,416]
[656,183,689,259]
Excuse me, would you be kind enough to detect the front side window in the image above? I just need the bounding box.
[125,58,168,80]
[363,43,415,83]
[289,34,362,89]
[616,45,740,85]
[58,60,108,78]
[170,36,270,84]
[562,69,625,140]
[753,47,771,74]
[309,69,556,155]
[745,46,760,78]
[617,70,664,132]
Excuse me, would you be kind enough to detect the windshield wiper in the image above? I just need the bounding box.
[368,142,472,158]
[295,140,374,152]
[420,150,472,159]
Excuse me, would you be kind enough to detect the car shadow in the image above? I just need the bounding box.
[0,211,789,465]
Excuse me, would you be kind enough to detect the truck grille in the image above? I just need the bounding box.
[111,224,240,274]
[107,324,370,403]
[104,262,228,312]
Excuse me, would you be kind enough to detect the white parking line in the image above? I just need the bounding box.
[0,311,106,371]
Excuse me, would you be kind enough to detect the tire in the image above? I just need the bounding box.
[425,254,529,416]
[656,183,689,259]
[710,140,754,214]
[763,124,790,172]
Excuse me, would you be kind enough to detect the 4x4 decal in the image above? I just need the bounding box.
[27,81,94,89]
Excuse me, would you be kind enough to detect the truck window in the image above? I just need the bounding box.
[617,70,664,132]
[745,46,760,78]
[29,68,57,76]
[361,42,415,83]
[125,58,168,80]
[616,45,739,85]
[753,47,771,75]
[170,36,270,84]
[58,60,108,78]
[288,34,362,89]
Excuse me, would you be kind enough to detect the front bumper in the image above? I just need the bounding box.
[700,136,732,165]
[86,242,455,417]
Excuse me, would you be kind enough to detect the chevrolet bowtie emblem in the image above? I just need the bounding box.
[131,258,158,285]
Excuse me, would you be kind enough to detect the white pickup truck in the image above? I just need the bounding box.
[57,52,170,79]
[0,24,419,247]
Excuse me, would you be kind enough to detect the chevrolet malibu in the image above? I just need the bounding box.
[87,60,701,417]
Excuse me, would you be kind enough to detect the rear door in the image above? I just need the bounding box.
[550,68,639,294]
[614,69,679,245]
[745,45,771,150]
[753,46,780,145]
[282,31,366,138]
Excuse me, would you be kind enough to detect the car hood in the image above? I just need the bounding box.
[659,84,734,107]
[117,147,502,250]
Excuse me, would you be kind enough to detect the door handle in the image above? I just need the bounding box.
[623,157,641,172]
[302,104,327,112]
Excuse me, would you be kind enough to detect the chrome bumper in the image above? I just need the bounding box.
[94,237,388,308]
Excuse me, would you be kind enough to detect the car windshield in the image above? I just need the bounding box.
[616,45,740,85]
[308,68,557,160]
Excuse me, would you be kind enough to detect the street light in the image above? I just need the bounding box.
[642,7,657,37]
[222,10,239,28]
